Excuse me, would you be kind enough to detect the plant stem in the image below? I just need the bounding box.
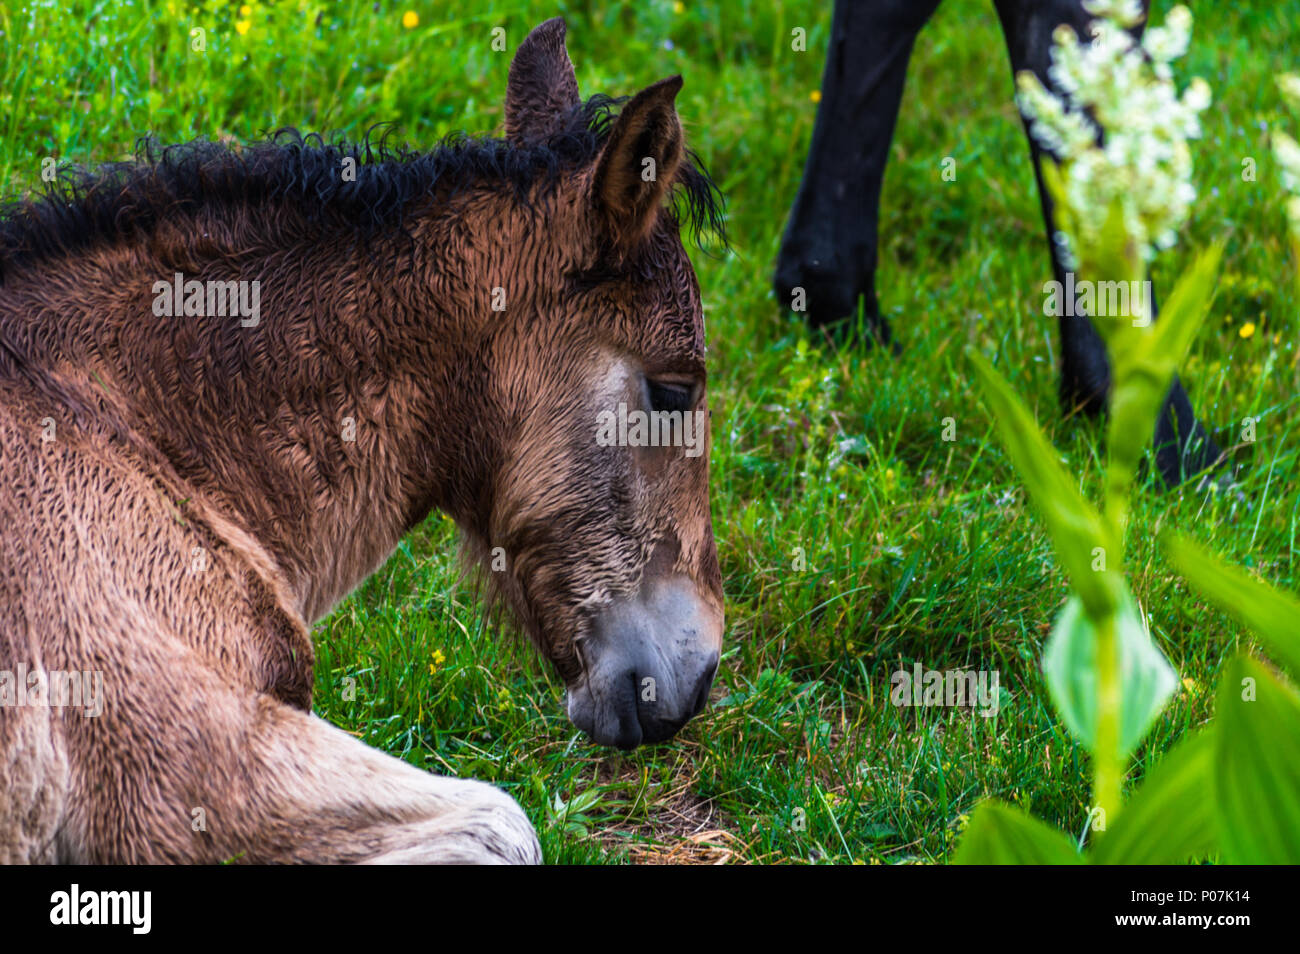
[1093,610,1123,823]
[1097,371,1134,825]
[1105,468,1132,548]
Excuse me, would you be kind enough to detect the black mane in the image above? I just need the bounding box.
[0,95,725,282]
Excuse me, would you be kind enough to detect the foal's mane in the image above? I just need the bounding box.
[0,95,726,284]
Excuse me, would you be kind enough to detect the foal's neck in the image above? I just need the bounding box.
[107,214,476,622]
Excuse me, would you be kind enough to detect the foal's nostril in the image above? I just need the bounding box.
[688,658,718,717]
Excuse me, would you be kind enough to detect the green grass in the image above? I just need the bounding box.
[5,0,1298,863]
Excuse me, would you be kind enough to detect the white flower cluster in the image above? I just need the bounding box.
[1015,1,1211,269]
[1274,75,1300,239]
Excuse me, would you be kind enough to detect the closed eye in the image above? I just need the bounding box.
[646,380,695,414]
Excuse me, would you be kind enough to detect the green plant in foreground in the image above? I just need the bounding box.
[955,0,1300,864]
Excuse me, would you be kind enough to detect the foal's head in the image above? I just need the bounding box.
[458,19,724,749]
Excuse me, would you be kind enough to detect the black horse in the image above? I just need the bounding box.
[775,0,1220,486]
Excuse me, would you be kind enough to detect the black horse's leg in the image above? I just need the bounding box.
[774,0,943,343]
[1152,372,1222,486]
[991,0,1117,415]
[992,0,1221,485]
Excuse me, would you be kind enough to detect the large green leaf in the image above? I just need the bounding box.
[953,802,1084,865]
[1092,729,1216,864]
[1038,159,1143,350]
[1043,589,1178,760]
[1214,654,1300,863]
[968,349,1120,619]
[1106,244,1223,485]
[1040,152,1221,489]
[1145,242,1225,376]
[1166,533,1300,679]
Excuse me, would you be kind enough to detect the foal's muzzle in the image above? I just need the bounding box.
[566,577,722,750]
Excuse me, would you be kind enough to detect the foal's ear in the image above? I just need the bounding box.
[505,18,581,144]
[590,75,685,256]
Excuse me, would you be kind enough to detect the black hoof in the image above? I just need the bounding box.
[812,311,899,354]
[771,255,895,353]
[1059,370,1110,419]
[773,255,861,326]
[1153,428,1226,490]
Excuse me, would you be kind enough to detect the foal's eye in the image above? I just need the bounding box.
[646,380,695,414]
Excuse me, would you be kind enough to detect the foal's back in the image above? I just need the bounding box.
[0,367,306,860]
[0,369,536,862]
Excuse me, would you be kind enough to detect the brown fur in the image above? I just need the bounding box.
[0,18,722,863]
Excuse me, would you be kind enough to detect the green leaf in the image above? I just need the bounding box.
[968,349,1119,619]
[1092,729,1216,864]
[953,802,1084,865]
[1166,533,1300,679]
[1105,243,1223,485]
[1083,196,1146,335]
[1214,654,1300,863]
[1039,156,1068,221]
[1145,241,1224,373]
[1038,158,1143,331]
[1043,589,1178,759]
